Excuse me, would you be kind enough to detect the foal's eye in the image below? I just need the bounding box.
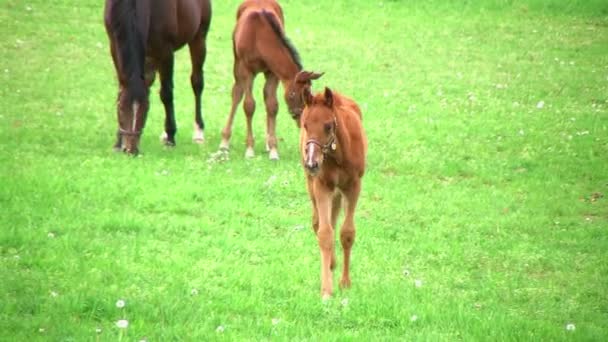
[323,122,333,133]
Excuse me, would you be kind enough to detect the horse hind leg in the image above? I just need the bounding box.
[188,34,207,143]
[158,56,177,146]
[263,72,279,160]
[242,75,256,158]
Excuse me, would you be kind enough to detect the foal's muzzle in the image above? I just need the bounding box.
[304,139,323,176]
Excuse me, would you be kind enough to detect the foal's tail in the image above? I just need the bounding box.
[108,0,147,102]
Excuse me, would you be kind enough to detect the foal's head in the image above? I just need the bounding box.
[285,71,324,126]
[301,87,338,176]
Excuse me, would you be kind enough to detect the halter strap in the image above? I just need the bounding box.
[306,134,336,155]
[119,128,142,137]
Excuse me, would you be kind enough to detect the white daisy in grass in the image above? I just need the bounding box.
[47,232,55,238]
[116,299,126,308]
[341,298,349,307]
[38,328,45,333]
[190,288,199,296]
[402,268,410,277]
[536,100,545,109]
[566,323,575,331]
[95,327,102,334]
[216,325,225,333]
[414,279,423,288]
[271,318,280,325]
[410,314,418,322]
[116,319,129,329]
[50,290,59,297]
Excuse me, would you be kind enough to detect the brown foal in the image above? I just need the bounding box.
[219,0,322,159]
[300,86,367,298]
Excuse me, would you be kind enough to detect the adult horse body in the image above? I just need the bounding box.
[104,0,211,154]
[219,0,322,160]
[300,86,367,298]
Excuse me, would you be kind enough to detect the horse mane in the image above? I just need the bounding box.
[260,10,303,70]
[108,0,147,102]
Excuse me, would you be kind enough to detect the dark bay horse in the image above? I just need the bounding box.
[104,0,211,154]
[300,85,367,298]
[219,0,322,160]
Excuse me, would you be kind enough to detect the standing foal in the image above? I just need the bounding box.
[219,0,322,159]
[300,87,367,298]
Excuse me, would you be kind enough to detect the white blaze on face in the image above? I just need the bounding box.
[306,142,316,167]
[132,101,140,131]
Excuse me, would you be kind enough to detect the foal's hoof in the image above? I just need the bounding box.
[268,149,279,161]
[339,277,351,289]
[321,293,332,302]
[245,147,255,159]
[219,139,230,152]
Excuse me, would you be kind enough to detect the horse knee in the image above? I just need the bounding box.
[244,98,255,117]
[317,227,334,251]
[340,228,355,248]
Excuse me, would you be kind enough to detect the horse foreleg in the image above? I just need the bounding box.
[220,82,244,151]
[330,193,342,271]
[307,177,319,234]
[188,36,207,143]
[158,56,176,146]
[314,182,335,299]
[263,72,279,160]
[339,181,361,289]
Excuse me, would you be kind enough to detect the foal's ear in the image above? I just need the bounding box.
[302,86,313,106]
[323,87,334,108]
[295,70,325,84]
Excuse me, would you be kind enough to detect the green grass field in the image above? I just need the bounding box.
[1,0,607,340]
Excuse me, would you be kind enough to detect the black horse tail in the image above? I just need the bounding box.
[260,10,303,70]
[109,0,147,103]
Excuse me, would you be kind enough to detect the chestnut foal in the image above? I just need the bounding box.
[219,0,322,160]
[300,87,367,298]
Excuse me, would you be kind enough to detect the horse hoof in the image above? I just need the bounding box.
[268,149,279,161]
[339,278,351,289]
[159,132,168,142]
[245,147,255,159]
[219,140,230,151]
[322,293,332,302]
[192,131,205,144]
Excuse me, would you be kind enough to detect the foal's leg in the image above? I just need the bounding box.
[339,181,361,289]
[330,193,342,271]
[242,74,256,158]
[307,177,319,234]
[263,72,279,160]
[188,33,207,143]
[313,182,335,299]
[158,55,177,146]
[220,63,246,151]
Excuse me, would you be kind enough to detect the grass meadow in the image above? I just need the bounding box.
[1,0,608,340]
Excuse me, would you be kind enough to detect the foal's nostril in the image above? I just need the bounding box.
[306,161,318,171]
